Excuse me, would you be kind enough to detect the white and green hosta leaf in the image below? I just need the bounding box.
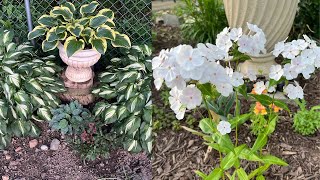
[98,8,114,20]
[125,116,141,135]
[81,27,94,38]
[105,19,116,28]
[67,24,84,37]
[63,2,76,13]
[0,100,8,119]
[0,121,7,135]
[80,1,99,17]
[43,91,55,101]
[29,123,41,137]
[89,15,108,28]
[10,120,31,137]
[50,6,73,21]
[119,71,139,83]
[64,37,85,57]
[6,42,16,53]
[103,105,117,124]
[28,26,47,40]
[99,72,117,83]
[96,25,116,40]
[126,94,146,113]
[16,103,30,120]
[0,135,11,149]
[55,26,67,34]
[77,17,90,26]
[30,94,46,106]
[46,27,67,42]
[3,83,13,102]
[125,84,136,100]
[14,91,30,103]
[3,30,14,45]
[98,87,117,99]
[37,107,52,121]
[111,32,131,48]
[125,139,142,153]
[117,105,129,121]
[90,37,107,54]
[38,15,57,27]
[6,51,22,59]
[93,102,110,117]
[42,40,59,52]
[2,66,14,74]
[25,78,43,94]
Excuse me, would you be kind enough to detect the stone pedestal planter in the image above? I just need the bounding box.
[223,0,299,76]
[58,43,101,83]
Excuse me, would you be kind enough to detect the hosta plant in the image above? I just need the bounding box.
[0,28,65,149]
[27,1,131,57]
[293,100,320,136]
[50,101,94,135]
[92,45,152,153]
[153,22,319,179]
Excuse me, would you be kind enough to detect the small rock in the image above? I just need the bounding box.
[3,151,8,155]
[29,139,38,148]
[99,163,104,167]
[40,145,49,151]
[9,161,19,167]
[50,139,60,150]
[15,147,22,152]
[2,175,9,180]
[5,155,11,160]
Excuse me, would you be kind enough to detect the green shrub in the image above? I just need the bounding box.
[0,28,65,149]
[92,45,152,153]
[293,100,320,136]
[175,0,227,44]
[50,101,94,135]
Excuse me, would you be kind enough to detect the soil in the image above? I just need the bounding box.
[151,24,320,180]
[0,122,151,180]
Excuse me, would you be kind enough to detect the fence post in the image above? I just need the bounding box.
[24,0,35,45]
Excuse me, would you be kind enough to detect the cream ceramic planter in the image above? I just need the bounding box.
[58,43,101,83]
[223,0,299,76]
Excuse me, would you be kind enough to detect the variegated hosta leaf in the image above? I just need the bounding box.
[3,83,13,102]
[28,26,47,40]
[141,126,152,141]
[125,84,136,100]
[6,42,16,53]
[90,37,107,54]
[116,83,129,94]
[77,18,90,26]
[42,40,59,52]
[124,116,141,136]
[105,19,115,28]
[37,107,52,121]
[29,123,41,137]
[43,91,55,101]
[116,105,129,121]
[89,15,108,28]
[103,105,117,124]
[9,106,18,119]
[81,27,94,38]
[67,24,84,37]
[80,1,99,16]
[98,86,117,99]
[7,73,20,88]
[37,76,55,83]
[50,6,73,21]
[0,121,7,136]
[118,71,139,83]
[25,78,43,94]
[64,37,85,57]
[93,102,110,117]
[111,32,131,48]
[98,8,114,20]
[99,72,117,83]
[96,25,116,40]
[2,66,14,74]
[55,26,67,34]
[38,15,57,27]
[10,120,31,137]
[30,94,46,107]
[63,2,76,13]
[0,135,11,149]
[0,100,8,119]
[14,91,30,103]
[124,62,146,71]
[126,94,146,113]
[142,108,152,123]
[125,139,142,153]
[46,27,67,42]
[16,103,30,120]
[2,30,14,45]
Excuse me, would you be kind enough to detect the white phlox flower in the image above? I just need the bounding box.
[231,71,244,87]
[217,121,232,135]
[283,82,304,99]
[269,65,284,81]
[216,27,233,52]
[216,83,234,97]
[273,40,286,57]
[179,85,202,110]
[168,87,187,120]
[283,64,298,80]
[176,45,205,71]
[247,70,257,81]
[165,75,187,90]
[229,27,243,41]
[265,81,276,93]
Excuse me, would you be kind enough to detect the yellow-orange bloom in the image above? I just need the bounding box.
[254,102,267,115]
[269,104,283,113]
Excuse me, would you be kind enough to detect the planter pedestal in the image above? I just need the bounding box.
[238,53,277,75]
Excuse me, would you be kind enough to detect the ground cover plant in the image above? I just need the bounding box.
[152,22,320,179]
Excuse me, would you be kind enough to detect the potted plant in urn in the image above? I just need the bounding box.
[28,1,131,83]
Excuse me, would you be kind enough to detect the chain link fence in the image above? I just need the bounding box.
[0,0,152,46]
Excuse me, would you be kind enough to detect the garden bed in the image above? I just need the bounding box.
[152,24,320,180]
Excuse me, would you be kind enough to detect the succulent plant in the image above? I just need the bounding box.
[28,1,131,57]
[50,101,94,135]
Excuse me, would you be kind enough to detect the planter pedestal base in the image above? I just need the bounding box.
[239,53,277,77]
[58,71,95,105]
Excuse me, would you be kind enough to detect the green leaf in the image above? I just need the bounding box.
[239,148,262,162]
[248,164,270,179]
[229,113,251,129]
[30,94,46,106]
[237,84,248,99]
[220,151,237,170]
[93,102,110,117]
[28,26,46,40]
[212,133,235,153]
[11,120,30,137]
[98,8,114,20]
[46,27,67,42]
[96,25,116,40]
[111,32,131,48]
[2,30,14,45]
[273,99,290,112]
[236,168,249,180]
[67,24,84,37]
[103,105,117,124]
[50,6,73,21]
[37,107,52,121]
[81,27,94,37]
[125,84,136,100]
[77,18,90,26]
[124,116,141,135]
[7,73,20,88]
[29,123,41,137]
[119,71,138,83]
[2,66,14,74]
[0,135,11,149]
[195,171,207,179]
[199,118,216,134]
[197,83,217,97]
[90,37,107,54]
[256,175,266,180]
[261,155,288,166]
[249,94,272,107]
[38,15,56,27]
[126,94,146,113]
[42,40,59,52]
[125,139,142,152]
[0,100,8,119]
[14,91,30,103]
[89,15,108,28]
[64,37,85,57]
[16,103,30,120]
[251,132,268,152]
[55,26,67,34]
[99,72,117,83]
[25,78,43,93]
[116,105,129,121]
[64,2,76,13]
[80,1,99,16]
[59,119,68,129]
[206,168,223,180]
[98,86,117,99]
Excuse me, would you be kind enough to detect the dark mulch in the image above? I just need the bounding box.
[152,24,320,180]
[0,121,151,180]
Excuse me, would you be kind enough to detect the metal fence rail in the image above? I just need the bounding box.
[0,0,152,46]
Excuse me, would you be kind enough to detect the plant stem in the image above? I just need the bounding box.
[235,91,240,147]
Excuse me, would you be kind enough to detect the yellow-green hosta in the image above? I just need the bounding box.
[28,1,131,57]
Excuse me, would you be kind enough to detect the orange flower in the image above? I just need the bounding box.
[251,84,267,94]
[254,102,267,115]
[269,104,283,113]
